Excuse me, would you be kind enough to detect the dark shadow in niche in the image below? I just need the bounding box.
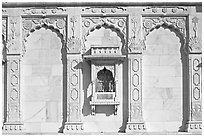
[81,59,92,116]
[149,24,190,132]
[2,35,7,123]
[118,57,128,133]
[81,47,92,117]
[58,42,67,133]
[95,105,115,116]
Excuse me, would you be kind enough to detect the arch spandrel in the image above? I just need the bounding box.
[142,16,187,54]
[82,16,127,53]
[21,17,67,56]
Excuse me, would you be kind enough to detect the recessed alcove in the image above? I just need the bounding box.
[143,27,183,132]
[21,28,63,131]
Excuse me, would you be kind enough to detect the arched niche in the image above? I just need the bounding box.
[82,16,127,54]
[142,26,187,132]
[20,27,64,132]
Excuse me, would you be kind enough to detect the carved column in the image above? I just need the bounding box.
[2,16,24,132]
[186,16,202,132]
[64,15,83,133]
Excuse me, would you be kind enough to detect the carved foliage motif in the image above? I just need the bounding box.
[189,16,202,53]
[67,37,82,53]
[22,8,67,15]
[8,58,20,122]
[6,18,19,53]
[128,17,145,53]
[143,17,186,39]
[22,17,66,56]
[82,7,127,13]
[192,104,202,121]
[130,103,142,121]
[143,6,187,14]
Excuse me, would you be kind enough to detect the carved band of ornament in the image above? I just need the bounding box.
[22,18,66,31]
[143,17,186,37]
[143,6,187,13]
[82,7,127,13]
[22,8,67,15]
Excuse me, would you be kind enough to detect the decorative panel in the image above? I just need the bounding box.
[187,54,202,132]
[66,55,83,131]
[127,55,145,132]
[6,56,21,123]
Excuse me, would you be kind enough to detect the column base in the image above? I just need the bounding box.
[2,123,24,134]
[126,122,146,132]
[63,122,83,133]
[186,121,202,132]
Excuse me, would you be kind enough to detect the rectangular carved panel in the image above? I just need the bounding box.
[6,56,21,123]
[67,56,81,122]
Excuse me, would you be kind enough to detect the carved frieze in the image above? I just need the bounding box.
[82,7,127,14]
[22,7,67,15]
[143,6,187,14]
[22,17,67,56]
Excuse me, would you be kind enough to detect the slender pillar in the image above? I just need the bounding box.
[2,16,24,133]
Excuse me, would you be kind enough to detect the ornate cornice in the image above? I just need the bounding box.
[22,7,67,15]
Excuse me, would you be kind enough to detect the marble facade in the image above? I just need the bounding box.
[2,2,202,134]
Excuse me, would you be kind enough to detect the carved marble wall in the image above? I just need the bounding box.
[2,3,202,134]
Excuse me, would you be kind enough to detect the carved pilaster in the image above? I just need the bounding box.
[126,55,145,132]
[3,56,24,133]
[186,16,202,133]
[186,54,202,132]
[64,55,83,133]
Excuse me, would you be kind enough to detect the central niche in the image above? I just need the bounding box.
[96,67,115,93]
